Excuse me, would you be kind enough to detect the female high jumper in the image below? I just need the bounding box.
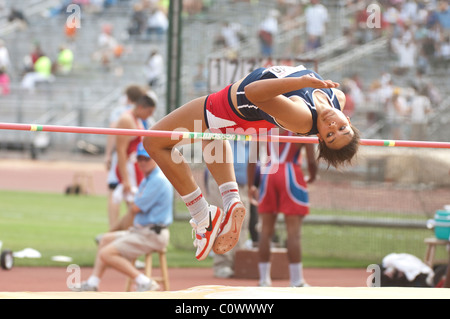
[143,64,360,261]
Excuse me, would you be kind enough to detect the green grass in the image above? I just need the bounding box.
[0,190,443,269]
[301,224,438,268]
[0,190,212,268]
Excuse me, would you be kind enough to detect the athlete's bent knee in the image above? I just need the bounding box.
[143,135,159,157]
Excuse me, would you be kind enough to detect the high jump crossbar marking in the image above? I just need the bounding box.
[0,122,450,149]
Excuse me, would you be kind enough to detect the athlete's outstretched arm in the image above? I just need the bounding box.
[243,76,339,134]
[244,75,339,104]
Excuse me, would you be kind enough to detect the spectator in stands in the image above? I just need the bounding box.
[21,52,54,92]
[383,1,402,37]
[304,0,329,51]
[380,71,394,100]
[54,45,74,75]
[342,73,364,116]
[366,79,385,126]
[146,7,168,42]
[400,0,419,24]
[414,20,429,44]
[436,0,450,32]
[23,42,43,74]
[7,7,28,30]
[376,72,395,138]
[258,9,279,57]
[183,0,205,17]
[30,42,43,62]
[0,67,10,96]
[341,82,355,119]
[127,2,147,37]
[386,88,408,140]
[392,37,417,76]
[436,35,450,68]
[411,68,428,96]
[215,21,244,59]
[354,1,373,45]
[420,34,437,70]
[144,49,164,89]
[408,85,432,141]
[249,129,317,288]
[72,143,173,292]
[95,23,123,70]
[411,68,443,108]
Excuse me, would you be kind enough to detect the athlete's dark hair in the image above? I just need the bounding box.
[125,85,145,103]
[317,124,360,169]
[138,90,157,108]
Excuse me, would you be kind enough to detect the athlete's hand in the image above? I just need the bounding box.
[300,75,340,89]
[248,185,259,206]
[123,181,132,198]
[105,155,112,170]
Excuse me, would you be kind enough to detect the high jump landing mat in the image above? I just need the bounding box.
[1,285,449,299]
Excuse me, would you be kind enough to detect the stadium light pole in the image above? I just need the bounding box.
[166,0,183,115]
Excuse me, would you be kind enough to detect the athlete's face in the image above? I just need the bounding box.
[316,108,354,150]
[137,105,155,120]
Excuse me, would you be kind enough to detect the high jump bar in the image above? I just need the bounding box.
[0,122,450,149]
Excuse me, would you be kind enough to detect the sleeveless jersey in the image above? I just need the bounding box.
[115,111,144,186]
[235,65,342,135]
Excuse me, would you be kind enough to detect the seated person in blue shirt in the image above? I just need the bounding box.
[73,143,173,292]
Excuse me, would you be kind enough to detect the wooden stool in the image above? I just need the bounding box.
[125,250,170,291]
[234,248,289,280]
[72,171,95,195]
[424,237,450,267]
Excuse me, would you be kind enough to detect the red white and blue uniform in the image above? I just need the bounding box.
[258,130,309,216]
[115,111,144,188]
[204,65,342,135]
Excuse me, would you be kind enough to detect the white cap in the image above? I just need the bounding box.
[146,90,158,105]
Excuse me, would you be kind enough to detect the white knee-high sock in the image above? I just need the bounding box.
[289,262,304,286]
[258,262,272,285]
[181,187,209,223]
[218,181,240,211]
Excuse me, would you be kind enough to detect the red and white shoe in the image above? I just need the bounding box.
[212,200,246,255]
[190,205,223,261]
